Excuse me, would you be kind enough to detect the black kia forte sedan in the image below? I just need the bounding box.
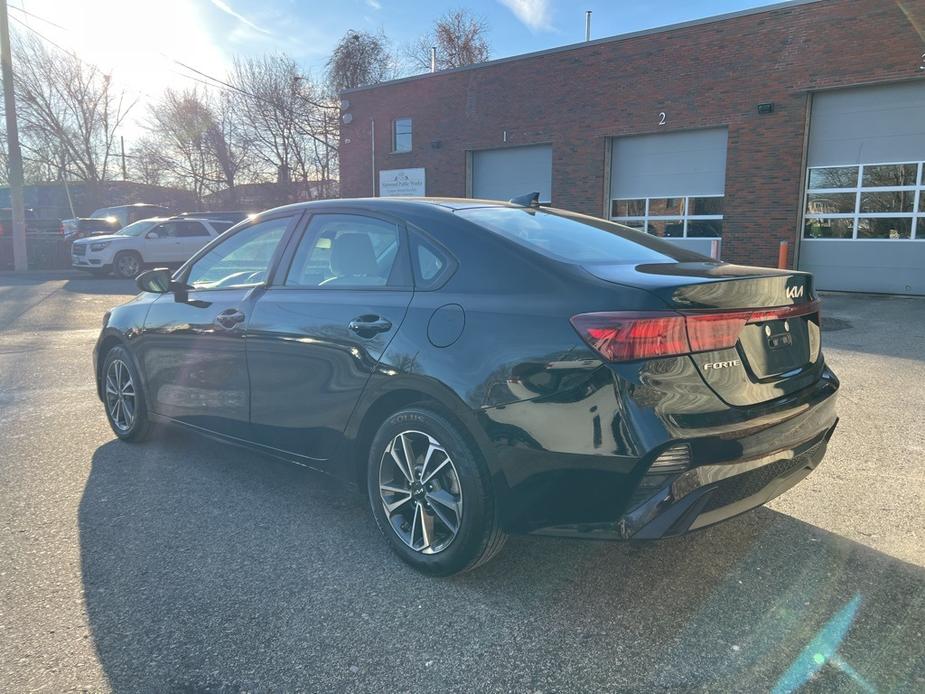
[94,196,839,575]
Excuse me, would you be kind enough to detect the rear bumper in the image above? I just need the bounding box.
[482,358,839,536]
[537,420,836,540]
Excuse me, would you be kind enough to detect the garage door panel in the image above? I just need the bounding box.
[800,241,925,294]
[612,128,728,198]
[471,144,552,202]
[801,82,925,294]
[808,82,925,167]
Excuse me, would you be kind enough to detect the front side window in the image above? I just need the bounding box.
[803,162,925,239]
[115,220,158,237]
[146,223,178,239]
[286,214,401,288]
[393,118,412,153]
[610,196,724,238]
[186,216,291,289]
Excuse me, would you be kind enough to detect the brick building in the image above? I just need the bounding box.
[339,0,925,294]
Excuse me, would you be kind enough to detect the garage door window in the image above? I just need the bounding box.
[803,161,925,239]
[610,195,723,238]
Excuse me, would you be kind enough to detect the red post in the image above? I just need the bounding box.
[778,240,789,269]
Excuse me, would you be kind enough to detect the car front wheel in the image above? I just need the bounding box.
[367,406,506,575]
[102,345,152,442]
[113,251,142,279]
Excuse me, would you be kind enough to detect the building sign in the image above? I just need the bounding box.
[379,168,426,197]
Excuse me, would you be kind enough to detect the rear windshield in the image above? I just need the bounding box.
[457,206,705,264]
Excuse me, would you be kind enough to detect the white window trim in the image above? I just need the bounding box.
[610,195,723,238]
[804,161,924,241]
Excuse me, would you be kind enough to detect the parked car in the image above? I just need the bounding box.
[0,208,66,270]
[62,217,121,241]
[0,207,63,236]
[178,210,254,225]
[72,217,234,278]
[93,197,839,575]
[90,203,175,229]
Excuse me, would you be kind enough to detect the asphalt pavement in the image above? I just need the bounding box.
[1,272,923,693]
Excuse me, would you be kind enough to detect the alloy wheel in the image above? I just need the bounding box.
[105,359,136,432]
[117,254,139,278]
[378,430,463,554]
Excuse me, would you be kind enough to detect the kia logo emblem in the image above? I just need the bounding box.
[786,285,804,299]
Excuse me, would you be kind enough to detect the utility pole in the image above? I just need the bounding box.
[0,0,27,271]
[120,135,127,180]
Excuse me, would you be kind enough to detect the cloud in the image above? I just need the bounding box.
[365,0,382,9]
[208,0,272,35]
[498,0,553,32]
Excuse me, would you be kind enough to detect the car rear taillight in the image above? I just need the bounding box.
[571,300,820,362]
[569,312,689,361]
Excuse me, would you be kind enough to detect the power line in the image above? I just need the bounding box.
[13,2,337,115]
[8,4,338,155]
[9,14,77,59]
[170,56,337,112]
[8,4,67,32]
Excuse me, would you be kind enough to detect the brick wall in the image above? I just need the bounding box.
[339,0,925,267]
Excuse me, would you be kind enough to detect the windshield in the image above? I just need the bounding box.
[114,220,158,237]
[457,206,706,264]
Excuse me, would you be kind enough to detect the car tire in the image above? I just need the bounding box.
[101,345,152,442]
[367,406,506,576]
[113,251,142,279]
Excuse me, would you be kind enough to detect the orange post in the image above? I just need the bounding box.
[778,240,789,269]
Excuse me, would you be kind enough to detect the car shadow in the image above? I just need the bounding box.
[79,432,925,692]
[61,277,138,295]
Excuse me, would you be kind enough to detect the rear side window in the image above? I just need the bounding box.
[410,230,455,289]
[285,214,403,288]
[177,221,210,237]
[457,207,704,264]
[209,221,234,233]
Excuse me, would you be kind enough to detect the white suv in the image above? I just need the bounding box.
[72,217,234,278]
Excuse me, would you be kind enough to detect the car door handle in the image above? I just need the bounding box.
[215,308,245,329]
[348,315,392,337]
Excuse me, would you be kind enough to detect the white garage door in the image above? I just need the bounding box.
[471,144,552,203]
[610,128,727,256]
[799,81,925,294]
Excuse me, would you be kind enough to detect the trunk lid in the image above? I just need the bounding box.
[583,261,823,406]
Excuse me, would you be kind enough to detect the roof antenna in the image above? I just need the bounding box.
[509,192,540,207]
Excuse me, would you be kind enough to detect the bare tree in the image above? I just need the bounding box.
[12,32,134,182]
[229,54,337,195]
[127,136,170,187]
[406,9,490,72]
[144,89,217,202]
[326,30,396,93]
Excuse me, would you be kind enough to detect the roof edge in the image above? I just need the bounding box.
[341,0,822,96]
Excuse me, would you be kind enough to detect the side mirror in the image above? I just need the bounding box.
[135,268,173,294]
[145,230,160,239]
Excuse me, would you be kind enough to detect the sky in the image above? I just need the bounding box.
[9,0,783,137]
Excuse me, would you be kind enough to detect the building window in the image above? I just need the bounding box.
[392,118,412,153]
[803,161,925,240]
[610,196,723,238]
